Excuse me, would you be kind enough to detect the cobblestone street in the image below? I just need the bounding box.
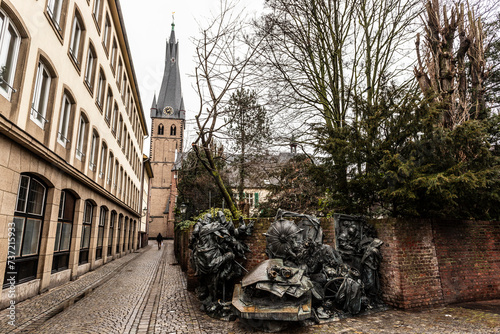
[0,241,498,334]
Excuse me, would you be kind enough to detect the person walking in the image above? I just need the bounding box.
[156,233,163,250]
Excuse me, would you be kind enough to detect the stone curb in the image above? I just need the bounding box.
[0,247,149,333]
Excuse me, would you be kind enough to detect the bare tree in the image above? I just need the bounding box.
[414,0,488,128]
[192,0,265,218]
[253,0,421,191]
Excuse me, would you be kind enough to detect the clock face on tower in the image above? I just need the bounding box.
[163,106,174,115]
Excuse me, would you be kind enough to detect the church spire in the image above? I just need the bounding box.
[169,13,176,44]
[150,92,157,115]
[153,16,185,120]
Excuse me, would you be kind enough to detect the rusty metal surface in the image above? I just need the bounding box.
[241,259,283,287]
[232,284,312,321]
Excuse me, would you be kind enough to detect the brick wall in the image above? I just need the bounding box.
[373,218,500,309]
[176,217,500,308]
[373,219,444,308]
[432,220,500,304]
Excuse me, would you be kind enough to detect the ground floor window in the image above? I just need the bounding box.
[108,211,116,256]
[96,206,107,260]
[52,190,75,272]
[123,220,128,252]
[116,215,122,253]
[79,200,93,264]
[4,175,46,287]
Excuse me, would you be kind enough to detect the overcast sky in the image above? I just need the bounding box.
[119,0,264,154]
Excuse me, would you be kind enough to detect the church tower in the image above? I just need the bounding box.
[149,21,185,239]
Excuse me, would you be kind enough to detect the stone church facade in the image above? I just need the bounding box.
[149,22,185,239]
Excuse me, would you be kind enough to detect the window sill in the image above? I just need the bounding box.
[102,43,109,58]
[92,14,102,35]
[57,138,70,149]
[44,12,64,45]
[68,51,82,74]
[83,80,94,97]
[96,100,103,113]
[30,115,48,131]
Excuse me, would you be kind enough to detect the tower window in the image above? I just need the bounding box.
[170,124,176,136]
[158,124,164,135]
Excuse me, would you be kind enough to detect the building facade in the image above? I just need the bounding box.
[149,22,185,239]
[0,0,147,307]
[140,154,153,247]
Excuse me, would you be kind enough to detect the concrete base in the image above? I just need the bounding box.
[0,279,40,309]
[77,263,91,277]
[49,270,71,290]
[93,259,103,270]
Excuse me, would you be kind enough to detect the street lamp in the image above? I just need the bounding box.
[180,203,187,215]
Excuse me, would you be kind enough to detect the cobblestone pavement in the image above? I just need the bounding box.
[0,249,144,334]
[1,241,499,334]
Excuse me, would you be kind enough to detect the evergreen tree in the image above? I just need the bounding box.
[224,88,271,207]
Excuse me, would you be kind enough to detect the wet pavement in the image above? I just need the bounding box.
[0,240,498,333]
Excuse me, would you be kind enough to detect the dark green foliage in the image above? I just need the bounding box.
[316,82,500,220]
[380,116,500,219]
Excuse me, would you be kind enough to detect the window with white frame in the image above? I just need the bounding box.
[117,115,123,145]
[122,128,127,152]
[116,58,122,88]
[121,75,127,99]
[99,141,107,178]
[0,9,21,100]
[57,94,72,147]
[31,61,52,129]
[110,39,117,72]
[107,152,113,185]
[96,70,105,109]
[113,160,118,189]
[103,15,111,51]
[84,44,96,90]
[104,87,112,123]
[46,0,63,31]
[69,16,82,66]
[92,0,102,25]
[111,103,118,134]
[75,115,87,160]
[89,131,98,171]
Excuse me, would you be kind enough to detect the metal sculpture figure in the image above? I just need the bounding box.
[232,211,384,331]
[189,211,253,318]
[190,209,384,329]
